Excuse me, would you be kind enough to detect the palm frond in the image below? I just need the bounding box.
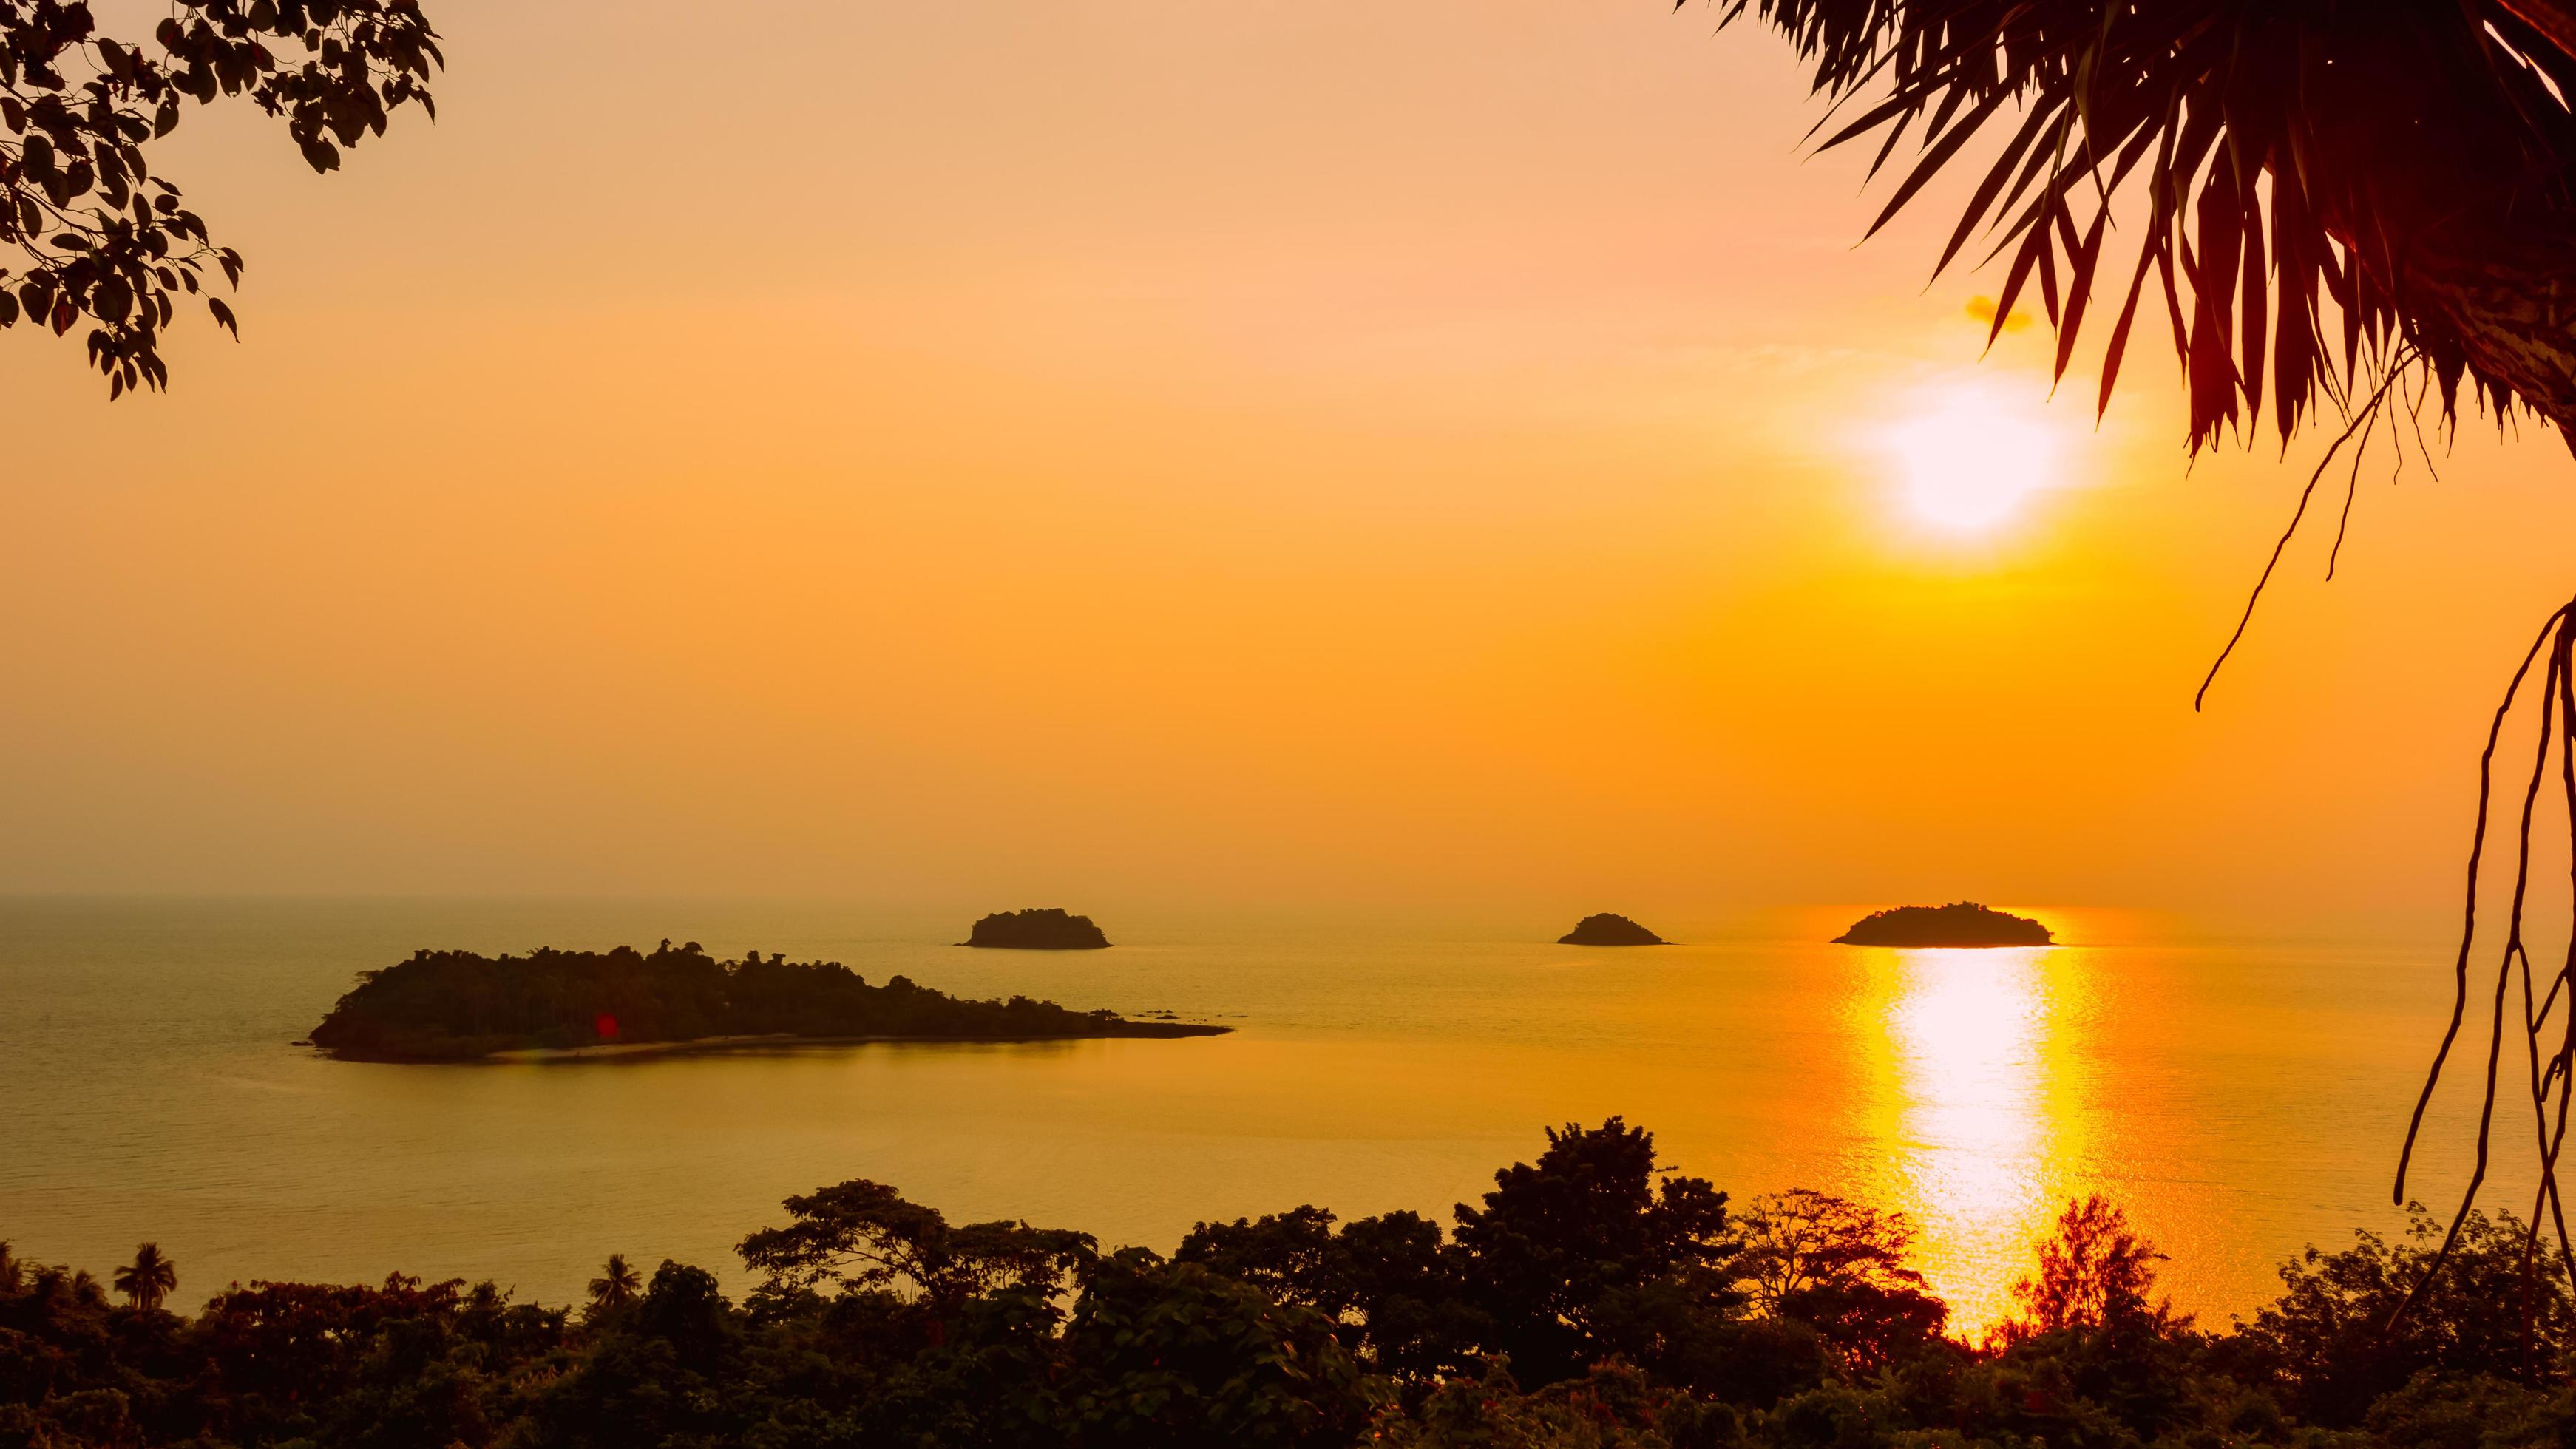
[1718,0,2576,449]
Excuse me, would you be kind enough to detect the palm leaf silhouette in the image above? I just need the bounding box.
[1718,0,2576,449]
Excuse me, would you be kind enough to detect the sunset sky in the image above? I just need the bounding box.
[5,0,2575,926]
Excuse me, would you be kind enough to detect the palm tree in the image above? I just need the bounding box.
[1723,0,2576,1303]
[0,1241,21,1294]
[588,1253,640,1314]
[111,1243,175,1312]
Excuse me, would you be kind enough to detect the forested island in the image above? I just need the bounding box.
[303,943,1221,1062]
[4,1116,2559,1448]
[961,908,1111,949]
[1832,902,2054,947]
[1557,912,1669,946]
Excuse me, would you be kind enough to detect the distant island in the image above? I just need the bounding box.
[1832,902,2054,947]
[305,942,1221,1062]
[1557,913,1668,946]
[962,908,1111,949]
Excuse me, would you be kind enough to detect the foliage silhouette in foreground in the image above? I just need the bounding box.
[108,1242,173,1313]
[8,1119,2576,1445]
[0,0,441,396]
[1992,1197,2178,1344]
[584,1253,639,1317]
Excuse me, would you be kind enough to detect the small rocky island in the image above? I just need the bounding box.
[1833,902,2053,947]
[961,908,1111,950]
[1557,913,1669,946]
[305,942,1221,1062]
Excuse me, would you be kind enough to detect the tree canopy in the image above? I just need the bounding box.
[10,1120,2576,1446]
[0,0,440,395]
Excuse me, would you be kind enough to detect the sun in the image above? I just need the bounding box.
[1880,379,2064,535]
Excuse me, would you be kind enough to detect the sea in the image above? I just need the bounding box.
[0,897,2519,1332]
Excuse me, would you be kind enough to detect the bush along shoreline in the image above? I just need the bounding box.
[302,940,1225,1062]
[4,1118,2568,1448]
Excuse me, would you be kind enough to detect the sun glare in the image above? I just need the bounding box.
[1882,379,2064,535]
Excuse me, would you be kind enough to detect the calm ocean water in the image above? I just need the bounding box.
[0,898,2508,1330]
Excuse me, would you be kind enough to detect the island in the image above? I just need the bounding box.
[304,942,1224,1062]
[1832,902,2054,947]
[961,908,1111,949]
[1557,913,1669,946]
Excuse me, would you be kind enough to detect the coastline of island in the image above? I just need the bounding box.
[1556,912,1669,946]
[1831,902,2054,947]
[304,941,1227,1063]
[455,1021,1230,1065]
[960,907,1113,949]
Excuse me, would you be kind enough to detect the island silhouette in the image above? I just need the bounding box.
[1832,902,2053,947]
[1557,913,1669,946]
[304,942,1219,1062]
[962,908,1111,949]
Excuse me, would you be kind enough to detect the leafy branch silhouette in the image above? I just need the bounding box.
[0,0,441,396]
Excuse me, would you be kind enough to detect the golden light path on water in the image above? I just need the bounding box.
[1849,946,2078,1334]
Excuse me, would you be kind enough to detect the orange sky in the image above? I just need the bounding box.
[4,0,2574,925]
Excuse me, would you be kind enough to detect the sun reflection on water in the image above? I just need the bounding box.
[1850,946,2078,1334]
